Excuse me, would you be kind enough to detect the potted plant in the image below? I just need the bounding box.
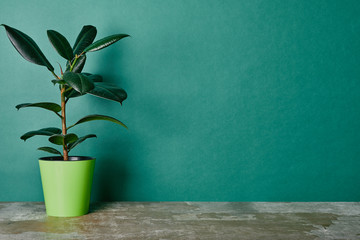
[1,24,129,217]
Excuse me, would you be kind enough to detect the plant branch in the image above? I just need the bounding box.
[55,112,62,118]
[78,51,85,58]
[60,87,69,160]
[64,86,73,93]
[51,70,61,80]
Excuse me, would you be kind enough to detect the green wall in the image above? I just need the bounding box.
[0,0,359,201]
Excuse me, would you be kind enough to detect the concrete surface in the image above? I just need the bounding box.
[0,202,359,239]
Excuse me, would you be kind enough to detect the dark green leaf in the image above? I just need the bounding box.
[65,73,102,98]
[65,89,82,99]
[84,34,129,52]
[38,147,62,156]
[47,30,74,61]
[88,83,127,104]
[83,73,103,82]
[73,25,97,55]
[21,127,62,141]
[51,79,66,85]
[48,134,64,145]
[66,54,86,73]
[64,73,100,97]
[65,133,78,144]
[49,133,78,146]
[68,134,97,151]
[68,114,127,130]
[63,72,94,94]
[1,24,54,71]
[16,102,61,113]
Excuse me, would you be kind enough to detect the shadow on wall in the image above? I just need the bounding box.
[91,39,129,88]
[87,34,132,202]
[91,138,132,202]
[87,27,188,202]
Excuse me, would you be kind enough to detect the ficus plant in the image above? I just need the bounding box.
[1,24,129,161]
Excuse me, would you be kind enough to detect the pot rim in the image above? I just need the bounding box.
[39,156,95,161]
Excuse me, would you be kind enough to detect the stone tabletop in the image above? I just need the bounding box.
[0,202,359,239]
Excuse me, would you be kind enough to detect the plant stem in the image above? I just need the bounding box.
[60,86,69,161]
[51,71,60,80]
[69,54,80,72]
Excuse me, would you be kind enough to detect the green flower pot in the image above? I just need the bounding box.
[39,156,96,217]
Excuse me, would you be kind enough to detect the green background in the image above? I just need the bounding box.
[0,0,359,201]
